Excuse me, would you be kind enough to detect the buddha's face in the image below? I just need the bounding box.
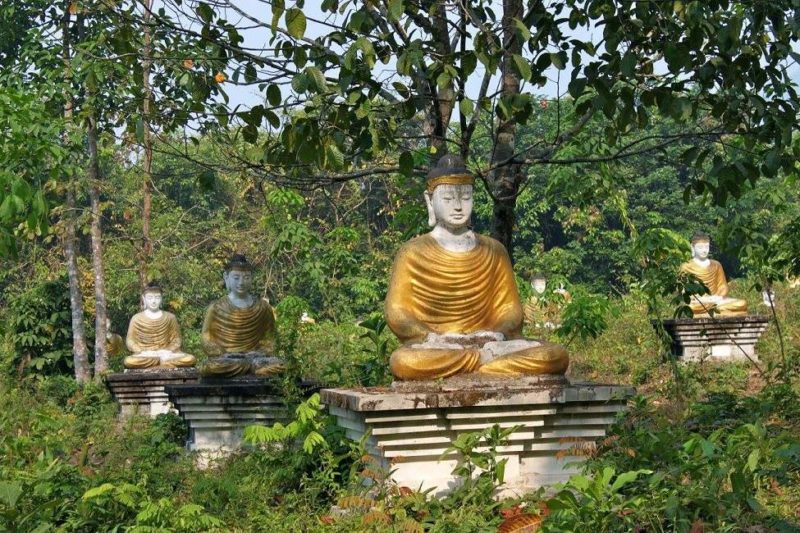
[224,268,253,297]
[142,291,162,312]
[692,241,710,260]
[425,184,473,230]
[532,279,546,294]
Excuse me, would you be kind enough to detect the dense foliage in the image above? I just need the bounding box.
[0,0,799,530]
[1,287,799,531]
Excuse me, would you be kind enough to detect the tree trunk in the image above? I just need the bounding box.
[140,0,154,292]
[416,1,454,160]
[87,115,108,378]
[489,0,524,258]
[62,0,91,383]
[64,189,91,382]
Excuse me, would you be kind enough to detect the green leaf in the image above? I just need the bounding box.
[495,457,507,484]
[436,70,451,90]
[291,73,308,93]
[387,0,404,21]
[621,52,636,78]
[460,51,477,77]
[305,67,327,92]
[325,143,344,169]
[513,18,531,41]
[196,2,213,23]
[550,51,566,70]
[746,495,763,512]
[747,449,760,472]
[285,8,307,39]
[568,78,587,98]
[11,179,31,202]
[82,483,116,501]
[245,63,257,83]
[135,118,144,143]
[242,124,258,144]
[264,110,280,128]
[610,469,652,492]
[0,482,22,507]
[459,98,474,117]
[267,84,281,106]
[399,151,414,177]
[512,54,531,81]
[271,0,285,30]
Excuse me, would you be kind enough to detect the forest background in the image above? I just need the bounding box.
[1,0,800,531]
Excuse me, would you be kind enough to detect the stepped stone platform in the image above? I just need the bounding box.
[165,378,290,454]
[322,376,634,497]
[655,316,770,362]
[105,368,199,418]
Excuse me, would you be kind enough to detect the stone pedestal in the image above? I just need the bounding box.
[322,377,634,497]
[655,316,769,362]
[105,369,199,417]
[165,378,291,455]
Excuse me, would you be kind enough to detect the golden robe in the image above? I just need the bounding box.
[200,297,278,377]
[385,234,569,380]
[107,333,125,357]
[123,312,196,369]
[680,259,748,317]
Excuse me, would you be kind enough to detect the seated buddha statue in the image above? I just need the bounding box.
[523,273,571,329]
[680,232,748,317]
[385,155,569,381]
[106,318,126,358]
[199,254,283,378]
[123,282,197,369]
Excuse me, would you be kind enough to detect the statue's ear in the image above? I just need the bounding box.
[424,190,436,227]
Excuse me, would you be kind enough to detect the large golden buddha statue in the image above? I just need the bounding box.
[385,155,569,380]
[123,282,197,369]
[680,232,748,317]
[199,254,283,378]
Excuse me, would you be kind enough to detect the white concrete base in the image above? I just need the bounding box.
[105,369,198,418]
[321,378,634,497]
[165,379,289,455]
[656,316,769,362]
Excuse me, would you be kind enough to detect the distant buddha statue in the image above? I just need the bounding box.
[106,318,126,358]
[200,254,283,378]
[523,273,571,329]
[123,282,197,369]
[384,155,569,380]
[680,232,748,317]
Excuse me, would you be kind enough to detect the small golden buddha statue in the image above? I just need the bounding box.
[123,282,197,369]
[523,273,571,329]
[106,318,126,358]
[199,254,283,378]
[385,155,569,380]
[680,232,748,317]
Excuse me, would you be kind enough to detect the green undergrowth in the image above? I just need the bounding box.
[1,289,800,531]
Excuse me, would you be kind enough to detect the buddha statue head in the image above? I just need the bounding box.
[691,231,711,261]
[424,154,474,230]
[223,253,254,299]
[531,273,547,295]
[142,281,163,313]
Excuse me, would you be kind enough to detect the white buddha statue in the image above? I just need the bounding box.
[123,282,196,369]
[523,273,571,329]
[680,232,748,317]
[385,155,569,380]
